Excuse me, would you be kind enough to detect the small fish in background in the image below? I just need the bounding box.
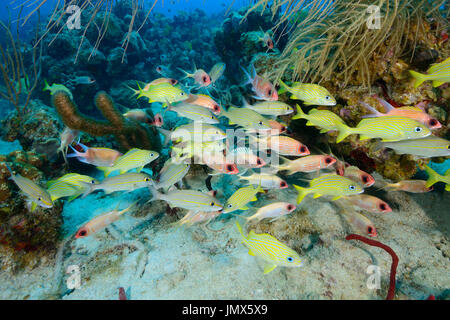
[236,221,303,274]
[250,135,310,156]
[335,116,431,143]
[242,98,293,117]
[209,62,226,84]
[143,77,178,91]
[178,66,211,88]
[222,184,264,213]
[75,202,136,238]
[291,105,344,133]
[148,184,223,212]
[158,123,226,145]
[424,165,450,191]
[340,195,392,213]
[155,65,171,77]
[257,28,274,50]
[57,127,79,164]
[15,75,30,94]
[43,79,73,100]
[97,148,159,177]
[135,82,187,104]
[221,106,272,132]
[381,179,433,193]
[360,97,441,129]
[241,64,278,101]
[70,76,96,86]
[171,140,227,163]
[67,143,122,167]
[374,136,450,158]
[344,166,375,188]
[278,80,336,106]
[4,163,53,212]
[338,208,377,237]
[81,172,153,197]
[294,174,364,204]
[123,108,150,123]
[409,56,450,88]
[273,154,336,175]
[239,172,288,190]
[49,173,99,189]
[239,202,296,222]
[155,159,190,191]
[267,119,287,135]
[171,210,222,228]
[182,94,222,115]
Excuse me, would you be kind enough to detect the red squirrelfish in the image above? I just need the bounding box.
[67,143,122,167]
[342,194,392,213]
[344,166,375,187]
[241,64,278,101]
[178,67,211,87]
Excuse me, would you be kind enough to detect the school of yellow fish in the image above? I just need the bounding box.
[5,58,450,275]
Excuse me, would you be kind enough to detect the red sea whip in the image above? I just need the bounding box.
[346,234,399,300]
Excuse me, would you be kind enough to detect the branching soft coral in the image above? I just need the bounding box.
[52,90,160,151]
[247,0,449,88]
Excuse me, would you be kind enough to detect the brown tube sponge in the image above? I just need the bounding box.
[52,90,161,152]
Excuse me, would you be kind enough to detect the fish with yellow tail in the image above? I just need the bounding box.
[409,57,450,88]
[424,165,450,191]
[334,116,431,143]
[222,184,265,213]
[374,136,450,158]
[242,98,293,117]
[81,172,153,197]
[209,62,226,84]
[236,221,303,274]
[178,66,211,87]
[291,104,344,133]
[4,163,53,212]
[43,79,73,99]
[293,174,363,204]
[135,82,187,104]
[75,202,136,238]
[97,148,159,177]
[278,80,336,106]
[220,106,272,131]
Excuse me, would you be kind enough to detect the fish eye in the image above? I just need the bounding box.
[258,121,263,125]
[256,159,262,165]
[300,146,307,153]
[267,89,272,95]
[227,204,233,208]
[325,157,332,164]
[349,185,356,190]
[362,175,369,183]
[210,202,215,206]
[214,105,220,112]
[216,131,219,134]
[287,256,294,262]
[429,119,437,126]
[145,177,150,182]
[91,180,96,184]
[79,230,87,237]
[287,204,294,211]
[325,96,330,100]
[414,127,422,132]
[379,203,386,211]
[447,145,450,149]
[367,226,373,234]
[38,197,42,201]
[226,165,233,171]
[280,181,287,188]
[171,79,177,85]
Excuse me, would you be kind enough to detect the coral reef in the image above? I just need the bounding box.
[52,91,161,152]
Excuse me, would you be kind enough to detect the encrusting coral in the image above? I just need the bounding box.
[52,90,161,152]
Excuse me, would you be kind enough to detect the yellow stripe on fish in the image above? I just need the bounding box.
[375,136,450,158]
[236,221,303,274]
[279,80,336,106]
[222,184,264,213]
[409,57,450,88]
[293,174,364,204]
[47,180,82,202]
[291,104,344,133]
[97,148,159,177]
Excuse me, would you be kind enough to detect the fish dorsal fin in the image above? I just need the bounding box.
[399,106,423,112]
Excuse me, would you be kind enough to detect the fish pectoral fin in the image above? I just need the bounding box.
[305,121,315,126]
[248,249,256,256]
[313,193,322,199]
[263,264,277,274]
[251,196,258,201]
[30,202,37,212]
[290,94,299,100]
[240,206,250,210]
[319,129,329,133]
[119,170,127,174]
[331,196,342,201]
[136,166,144,173]
[359,135,371,141]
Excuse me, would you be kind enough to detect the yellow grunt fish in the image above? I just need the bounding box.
[293,174,364,204]
[221,106,272,131]
[43,79,73,99]
[82,172,153,197]
[335,116,431,143]
[222,184,264,213]
[242,99,293,117]
[5,164,53,211]
[236,221,303,274]
[47,179,83,202]
[136,82,187,104]
[409,57,450,88]
[291,104,344,133]
[97,148,159,177]
[375,136,450,158]
[279,80,336,106]
[155,159,190,191]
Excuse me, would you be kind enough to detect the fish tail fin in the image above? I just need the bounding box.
[43,79,50,92]
[156,127,172,146]
[293,184,309,204]
[235,221,247,241]
[240,65,253,85]
[147,181,161,203]
[66,145,81,158]
[125,83,140,97]
[277,79,289,95]
[335,122,355,143]
[136,82,146,99]
[177,68,191,80]
[424,165,441,188]
[97,166,112,177]
[291,104,305,120]
[408,70,428,88]
[359,101,383,118]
